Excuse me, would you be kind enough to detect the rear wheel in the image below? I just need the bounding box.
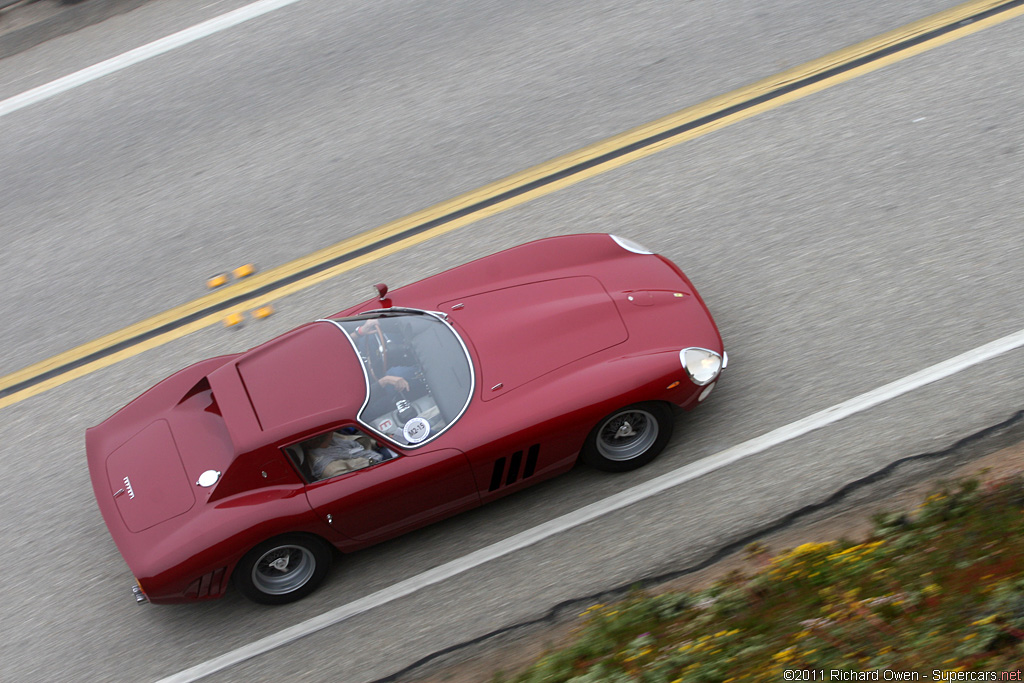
[580,402,674,472]
[234,534,332,605]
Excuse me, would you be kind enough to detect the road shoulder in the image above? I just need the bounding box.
[406,423,1024,683]
[0,0,152,59]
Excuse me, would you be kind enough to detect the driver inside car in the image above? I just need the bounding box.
[352,320,424,417]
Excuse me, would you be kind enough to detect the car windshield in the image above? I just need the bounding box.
[326,310,474,448]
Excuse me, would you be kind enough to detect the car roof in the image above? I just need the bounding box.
[212,321,366,445]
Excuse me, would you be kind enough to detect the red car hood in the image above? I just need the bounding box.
[441,275,628,400]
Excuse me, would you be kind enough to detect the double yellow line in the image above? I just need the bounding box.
[3,0,1022,410]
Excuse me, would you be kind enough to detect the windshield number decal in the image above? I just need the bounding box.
[403,418,430,443]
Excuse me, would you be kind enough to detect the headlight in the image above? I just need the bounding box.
[680,347,722,386]
[609,234,654,255]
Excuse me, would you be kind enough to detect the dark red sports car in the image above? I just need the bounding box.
[87,234,726,605]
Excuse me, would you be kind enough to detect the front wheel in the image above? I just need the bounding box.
[580,402,674,472]
[234,534,332,605]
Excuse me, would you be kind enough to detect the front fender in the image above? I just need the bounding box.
[537,349,699,417]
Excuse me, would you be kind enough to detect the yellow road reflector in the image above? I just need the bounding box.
[253,306,274,319]
[206,274,228,288]
[233,264,256,279]
[223,313,244,327]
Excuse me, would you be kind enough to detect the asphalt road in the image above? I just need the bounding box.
[0,0,1021,681]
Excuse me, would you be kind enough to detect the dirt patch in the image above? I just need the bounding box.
[403,440,1024,683]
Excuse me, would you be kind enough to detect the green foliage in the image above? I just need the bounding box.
[988,578,1024,629]
[503,475,1024,682]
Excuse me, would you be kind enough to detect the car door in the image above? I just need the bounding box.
[301,428,479,543]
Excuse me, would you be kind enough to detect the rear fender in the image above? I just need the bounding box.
[133,486,342,603]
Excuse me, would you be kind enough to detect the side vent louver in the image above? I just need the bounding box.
[506,451,522,485]
[488,457,506,492]
[488,444,540,492]
[524,443,538,478]
[184,567,227,599]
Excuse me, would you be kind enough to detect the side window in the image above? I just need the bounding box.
[284,427,400,482]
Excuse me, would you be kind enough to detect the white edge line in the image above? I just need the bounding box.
[0,0,305,119]
[158,327,1024,683]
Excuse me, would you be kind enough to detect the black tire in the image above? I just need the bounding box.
[580,402,674,472]
[234,534,332,605]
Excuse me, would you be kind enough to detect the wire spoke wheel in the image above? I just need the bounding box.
[582,402,674,472]
[250,544,316,596]
[236,534,332,604]
[596,409,659,461]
